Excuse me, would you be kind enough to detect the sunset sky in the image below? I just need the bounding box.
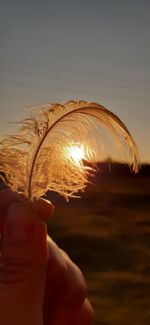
[0,0,150,162]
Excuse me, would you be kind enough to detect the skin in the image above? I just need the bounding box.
[0,190,94,325]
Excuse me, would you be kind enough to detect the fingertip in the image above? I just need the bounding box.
[33,198,55,222]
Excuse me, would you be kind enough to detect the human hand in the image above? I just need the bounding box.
[0,190,94,325]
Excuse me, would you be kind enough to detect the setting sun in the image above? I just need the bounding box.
[67,145,85,165]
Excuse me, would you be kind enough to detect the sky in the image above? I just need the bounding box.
[0,0,150,163]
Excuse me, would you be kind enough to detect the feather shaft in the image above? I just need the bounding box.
[28,107,82,198]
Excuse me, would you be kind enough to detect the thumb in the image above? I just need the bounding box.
[0,202,49,325]
[2,202,48,278]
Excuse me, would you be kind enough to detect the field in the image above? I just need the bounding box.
[47,172,150,325]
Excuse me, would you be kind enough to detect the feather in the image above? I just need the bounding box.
[0,100,140,200]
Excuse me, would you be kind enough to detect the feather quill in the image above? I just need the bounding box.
[0,100,140,200]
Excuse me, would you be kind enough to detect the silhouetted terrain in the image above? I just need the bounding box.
[46,163,150,325]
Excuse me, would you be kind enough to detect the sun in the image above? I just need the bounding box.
[67,145,85,165]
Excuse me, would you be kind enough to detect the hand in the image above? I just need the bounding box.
[0,190,94,325]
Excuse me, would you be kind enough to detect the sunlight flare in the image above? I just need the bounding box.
[66,144,85,166]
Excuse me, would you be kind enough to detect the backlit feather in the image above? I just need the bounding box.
[0,100,140,200]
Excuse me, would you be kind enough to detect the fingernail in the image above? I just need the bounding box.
[6,203,34,242]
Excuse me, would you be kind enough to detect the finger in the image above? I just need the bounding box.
[72,298,95,325]
[0,190,54,232]
[0,201,48,324]
[0,190,21,231]
[43,236,67,323]
[45,245,86,310]
[49,298,94,325]
[14,195,55,222]
[33,198,55,222]
[1,202,48,279]
[45,245,87,324]
[0,189,19,207]
[59,249,87,308]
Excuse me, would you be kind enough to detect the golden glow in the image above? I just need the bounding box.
[67,145,85,165]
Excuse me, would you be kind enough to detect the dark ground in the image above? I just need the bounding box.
[46,164,150,325]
